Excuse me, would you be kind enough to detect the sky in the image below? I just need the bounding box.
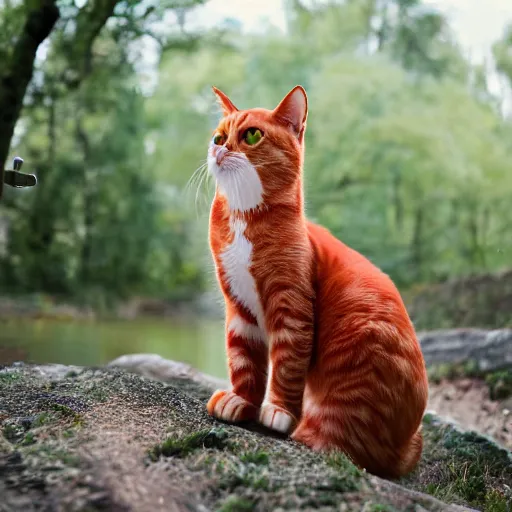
[197,0,512,64]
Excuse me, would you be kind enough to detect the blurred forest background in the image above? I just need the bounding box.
[1,0,512,316]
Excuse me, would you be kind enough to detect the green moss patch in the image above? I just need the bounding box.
[427,361,480,384]
[486,371,512,400]
[326,452,364,492]
[239,450,269,465]
[0,371,22,384]
[217,496,256,512]
[148,427,229,461]
[406,415,512,510]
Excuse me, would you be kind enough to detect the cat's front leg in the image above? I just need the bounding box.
[259,287,314,434]
[207,309,268,423]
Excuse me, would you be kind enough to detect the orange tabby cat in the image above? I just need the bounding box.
[205,85,428,478]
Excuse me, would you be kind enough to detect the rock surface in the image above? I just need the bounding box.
[1,363,511,511]
[418,329,512,372]
[110,351,512,452]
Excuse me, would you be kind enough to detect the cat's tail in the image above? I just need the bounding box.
[292,417,423,479]
[396,425,423,477]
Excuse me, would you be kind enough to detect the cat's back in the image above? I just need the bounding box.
[307,221,394,288]
[307,220,414,330]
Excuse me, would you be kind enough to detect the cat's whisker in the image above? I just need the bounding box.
[186,162,208,192]
[185,161,211,217]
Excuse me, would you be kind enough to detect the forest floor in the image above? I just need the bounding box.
[428,378,511,451]
[1,364,511,512]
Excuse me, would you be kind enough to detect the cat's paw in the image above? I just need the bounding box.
[206,390,258,423]
[259,402,296,434]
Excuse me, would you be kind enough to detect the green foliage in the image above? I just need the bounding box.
[239,450,269,465]
[419,417,512,509]
[426,361,479,384]
[0,0,208,305]
[21,431,36,446]
[2,423,22,443]
[2,0,512,313]
[366,505,396,512]
[326,452,363,492]
[0,372,21,384]
[406,270,512,329]
[217,496,256,512]
[486,371,512,400]
[148,428,229,461]
[144,0,512,301]
[50,403,83,425]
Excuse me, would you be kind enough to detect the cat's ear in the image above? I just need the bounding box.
[212,86,239,116]
[273,86,308,140]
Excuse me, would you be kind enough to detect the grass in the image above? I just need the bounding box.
[326,452,364,492]
[0,372,21,384]
[217,496,255,512]
[485,490,510,512]
[21,432,36,445]
[427,364,512,401]
[417,418,512,510]
[427,361,479,384]
[32,411,52,428]
[2,423,22,442]
[239,450,269,465]
[148,428,229,461]
[24,443,81,467]
[50,403,84,426]
[485,370,512,400]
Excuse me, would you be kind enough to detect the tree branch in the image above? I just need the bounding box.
[0,0,60,195]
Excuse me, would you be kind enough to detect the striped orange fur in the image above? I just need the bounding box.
[205,85,428,478]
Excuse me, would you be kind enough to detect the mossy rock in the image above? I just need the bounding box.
[1,364,510,511]
[404,414,512,510]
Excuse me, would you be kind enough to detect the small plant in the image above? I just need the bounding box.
[148,428,229,461]
[422,412,435,425]
[486,370,512,400]
[485,490,510,512]
[62,429,75,439]
[217,496,255,512]
[367,505,396,512]
[421,423,512,510]
[3,423,23,442]
[239,450,269,465]
[326,452,363,492]
[50,403,83,426]
[0,372,21,384]
[32,412,52,428]
[21,432,36,445]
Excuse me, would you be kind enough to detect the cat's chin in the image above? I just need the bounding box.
[208,155,264,213]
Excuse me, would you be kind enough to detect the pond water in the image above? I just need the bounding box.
[0,317,228,379]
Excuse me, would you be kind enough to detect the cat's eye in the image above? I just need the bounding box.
[213,133,225,146]
[243,128,263,145]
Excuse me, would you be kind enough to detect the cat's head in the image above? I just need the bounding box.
[207,86,308,212]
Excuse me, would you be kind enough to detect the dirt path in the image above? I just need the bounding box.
[428,378,512,450]
[78,400,195,511]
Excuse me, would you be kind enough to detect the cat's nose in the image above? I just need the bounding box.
[216,146,228,166]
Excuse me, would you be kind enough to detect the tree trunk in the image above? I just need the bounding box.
[0,0,60,179]
[76,118,94,284]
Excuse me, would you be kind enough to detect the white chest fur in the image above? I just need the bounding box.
[220,218,264,328]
